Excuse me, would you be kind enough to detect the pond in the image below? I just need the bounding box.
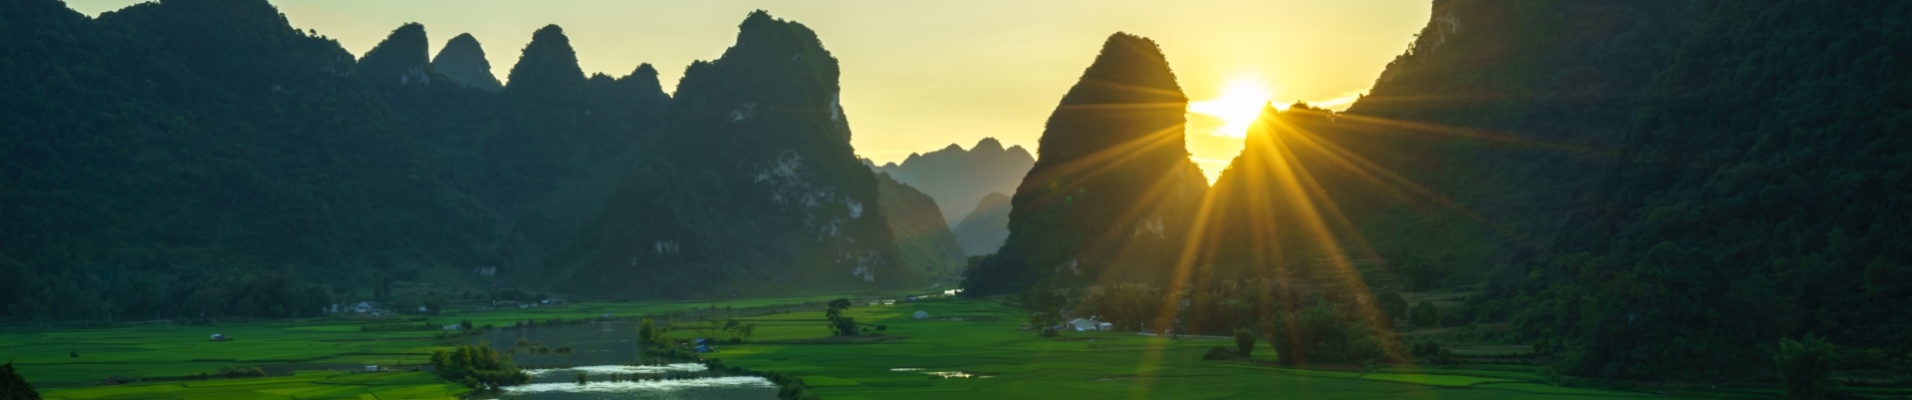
[466,320,777,400]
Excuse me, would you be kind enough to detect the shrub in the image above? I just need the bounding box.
[1203,346,1239,360]
[1776,335,1836,400]
[1233,329,1256,357]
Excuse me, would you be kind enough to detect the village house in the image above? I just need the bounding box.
[1067,317,1114,332]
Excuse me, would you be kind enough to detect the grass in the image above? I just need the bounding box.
[1,294,854,399]
[706,297,1715,399]
[6,294,1745,399]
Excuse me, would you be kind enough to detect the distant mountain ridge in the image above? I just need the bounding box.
[874,137,1034,225]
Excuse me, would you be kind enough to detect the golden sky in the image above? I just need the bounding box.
[66,0,1430,181]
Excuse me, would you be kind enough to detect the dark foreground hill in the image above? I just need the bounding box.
[961,33,1210,296]
[0,1,942,317]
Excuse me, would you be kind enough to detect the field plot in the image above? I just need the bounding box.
[712,298,1719,400]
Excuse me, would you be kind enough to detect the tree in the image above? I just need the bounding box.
[831,317,859,337]
[1775,336,1836,400]
[1409,301,1439,328]
[825,299,857,336]
[1233,329,1256,358]
[1,361,41,400]
[637,319,658,346]
[1377,292,1408,323]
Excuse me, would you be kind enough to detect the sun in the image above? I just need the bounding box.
[1188,78,1277,138]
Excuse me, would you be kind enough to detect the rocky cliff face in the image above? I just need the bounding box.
[572,11,918,294]
[962,33,1209,296]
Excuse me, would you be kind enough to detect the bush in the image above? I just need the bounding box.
[1233,329,1256,357]
[1776,336,1836,400]
[1203,346,1240,360]
[1039,327,1059,337]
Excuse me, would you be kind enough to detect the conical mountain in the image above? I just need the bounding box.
[357,23,432,85]
[875,137,1035,225]
[963,33,1209,296]
[572,11,918,293]
[431,33,502,91]
[506,25,586,103]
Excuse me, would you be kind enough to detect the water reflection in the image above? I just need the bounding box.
[465,320,777,399]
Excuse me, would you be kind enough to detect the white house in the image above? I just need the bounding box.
[352,301,379,314]
[913,310,929,319]
[881,299,896,305]
[1067,318,1114,332]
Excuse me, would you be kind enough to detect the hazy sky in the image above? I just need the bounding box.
[65,0,1429,180]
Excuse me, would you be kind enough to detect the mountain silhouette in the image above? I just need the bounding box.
[431,33,503,91]
[962,33,1209,296]
[876,137,1034,225]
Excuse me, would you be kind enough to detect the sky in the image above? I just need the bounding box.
[65,0,1430,181]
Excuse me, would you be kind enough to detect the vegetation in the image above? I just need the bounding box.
[427,344,529,389]
[1,361,39,400]
[0,0,947,320]
[1776,336,1837,400]
[825,299,858,336]
[964,32,1209,296]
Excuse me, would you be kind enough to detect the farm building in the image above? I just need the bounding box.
[914,310,929,319]
[1067,318,1113,332]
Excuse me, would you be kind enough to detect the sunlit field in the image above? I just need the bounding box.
[4,295,1832,400]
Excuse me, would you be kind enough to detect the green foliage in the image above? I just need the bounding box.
[0,361,40,400]
[1510,0,1912,380]
[1233,329,1256,357]
[638,318,658,346]
[1202,346,1239,360]
[1377,292,1408,324]
[1775,336,1836,400]
[1024,285,1067,331]
[427,344,528,388]
[1409,301,1439,328]
[964,32,1208,296]
[825,299,858,336]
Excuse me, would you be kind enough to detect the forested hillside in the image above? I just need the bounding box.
[951,192,1013,256]
[1513,0,1912,380]
[0,0,941,317]
[962,33,1209,296]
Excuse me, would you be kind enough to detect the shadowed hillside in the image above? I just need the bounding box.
[962,33,1209,296]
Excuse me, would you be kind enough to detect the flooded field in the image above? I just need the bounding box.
[469,320,776,400]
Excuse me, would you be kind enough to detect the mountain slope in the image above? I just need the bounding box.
[962,33,1209,296]
[431,33,503,91]
[0,0,496,319]
[1519,0,1912,380]
[875,137,1035,225]
[875,173,967,279]
[565,11,920,295]
[951,192,1012,256]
